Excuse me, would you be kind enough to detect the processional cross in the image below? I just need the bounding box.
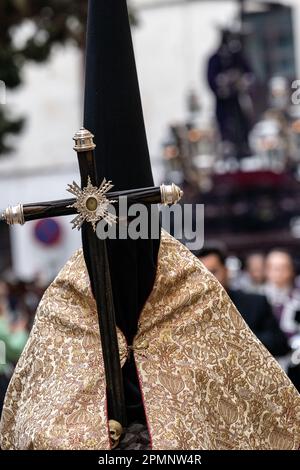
[1,127,183,448]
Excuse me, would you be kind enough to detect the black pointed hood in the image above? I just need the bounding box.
[83,0,160,344]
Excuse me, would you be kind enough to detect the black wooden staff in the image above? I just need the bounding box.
[73,128,127,442]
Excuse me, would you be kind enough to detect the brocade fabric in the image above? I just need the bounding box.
[1,231,299,450]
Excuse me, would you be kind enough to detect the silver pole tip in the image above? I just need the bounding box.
[73,127,96,152]
[160,183,183,205]
[1,204,25,225]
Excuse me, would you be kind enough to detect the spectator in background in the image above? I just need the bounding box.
[194,247,290,359]
[234,252,266,295]
[0,281,29,416]
[265,249,300,339]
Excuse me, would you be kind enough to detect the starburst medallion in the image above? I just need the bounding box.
[67,177,117,231]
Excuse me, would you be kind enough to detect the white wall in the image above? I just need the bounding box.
[0,169,81,281]
[1,44,82,174]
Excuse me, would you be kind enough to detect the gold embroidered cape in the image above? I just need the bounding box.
[0,231,299,450]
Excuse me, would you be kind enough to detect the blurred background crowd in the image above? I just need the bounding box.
[1,0,300,416]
